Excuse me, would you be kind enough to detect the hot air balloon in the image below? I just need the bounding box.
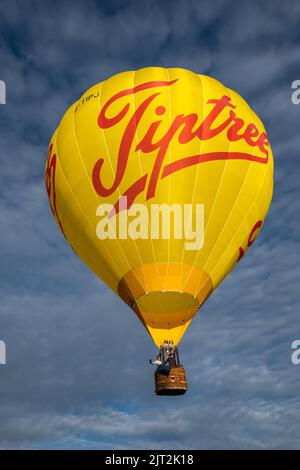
[45,67,273,395]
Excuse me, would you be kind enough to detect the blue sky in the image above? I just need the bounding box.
[0,0,300,449]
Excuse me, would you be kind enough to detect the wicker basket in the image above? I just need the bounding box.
[155,365,187,395]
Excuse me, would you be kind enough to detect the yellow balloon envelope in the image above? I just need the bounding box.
[45,67,273,348]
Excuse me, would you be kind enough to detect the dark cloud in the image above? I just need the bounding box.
[0,0,299,449]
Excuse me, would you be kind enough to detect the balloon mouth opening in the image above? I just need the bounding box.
[117,262,213,344]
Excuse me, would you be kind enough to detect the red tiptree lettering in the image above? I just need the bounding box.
[45,143,65,236]
[92,79,270,214]
[237,220,263,262]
